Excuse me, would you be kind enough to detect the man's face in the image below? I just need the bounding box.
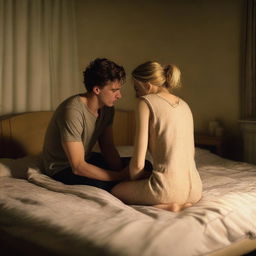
[96,80,122,107]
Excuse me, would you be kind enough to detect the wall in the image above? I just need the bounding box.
[75,0,244,159]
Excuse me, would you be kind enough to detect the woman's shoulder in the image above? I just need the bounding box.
[178,98,191,109]
[139,94,158,105]
[140,94,155,100]
[138,95,153,107]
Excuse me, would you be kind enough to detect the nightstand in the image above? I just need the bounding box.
[194,133,224,156]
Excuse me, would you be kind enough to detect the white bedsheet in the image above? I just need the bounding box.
[0,148,256,256]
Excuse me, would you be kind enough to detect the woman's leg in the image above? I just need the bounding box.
[111,179,154,205]
[111,180,193,211]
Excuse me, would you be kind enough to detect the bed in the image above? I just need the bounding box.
[0,110,256,256]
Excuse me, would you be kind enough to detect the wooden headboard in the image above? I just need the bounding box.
[0,110,135,158]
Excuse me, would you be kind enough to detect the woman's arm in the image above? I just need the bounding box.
[129,99,150,180]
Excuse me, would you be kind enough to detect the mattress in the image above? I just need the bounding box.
[0,147,256,256]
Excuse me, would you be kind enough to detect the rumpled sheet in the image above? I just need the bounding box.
[0,148,256,256]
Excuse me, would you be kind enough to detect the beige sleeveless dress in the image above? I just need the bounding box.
[139,94,202,205]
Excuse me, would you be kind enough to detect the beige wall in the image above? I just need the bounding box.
[75,0,244,158]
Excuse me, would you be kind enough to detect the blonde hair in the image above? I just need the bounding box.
[132,61,181,91]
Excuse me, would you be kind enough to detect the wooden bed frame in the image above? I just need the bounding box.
[0,110,135,158]
[0,110,256,256]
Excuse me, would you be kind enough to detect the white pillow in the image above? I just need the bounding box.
[0,154,44,179]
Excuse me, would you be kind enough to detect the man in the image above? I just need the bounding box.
[43,58,128,191]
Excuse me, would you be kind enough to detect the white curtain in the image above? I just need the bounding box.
[0,0,80,115]
[240,0,256,164]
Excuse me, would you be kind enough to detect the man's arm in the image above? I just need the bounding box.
[98,125,123,171]
[129,100,150,180]
[62,141,125,181]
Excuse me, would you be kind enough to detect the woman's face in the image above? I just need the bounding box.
[133,80,149,97]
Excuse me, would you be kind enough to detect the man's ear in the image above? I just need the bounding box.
[93,86,101,95]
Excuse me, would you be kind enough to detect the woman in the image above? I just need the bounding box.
[111,61,202,212]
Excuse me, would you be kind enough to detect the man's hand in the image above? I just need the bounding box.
[62,141,126,181]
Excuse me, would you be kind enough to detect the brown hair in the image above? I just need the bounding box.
[83,58,126,92]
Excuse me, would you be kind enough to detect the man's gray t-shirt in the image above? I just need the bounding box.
[43,94,114,176]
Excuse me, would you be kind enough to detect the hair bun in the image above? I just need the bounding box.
[131,61,181,91]
[164,64,181,90]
